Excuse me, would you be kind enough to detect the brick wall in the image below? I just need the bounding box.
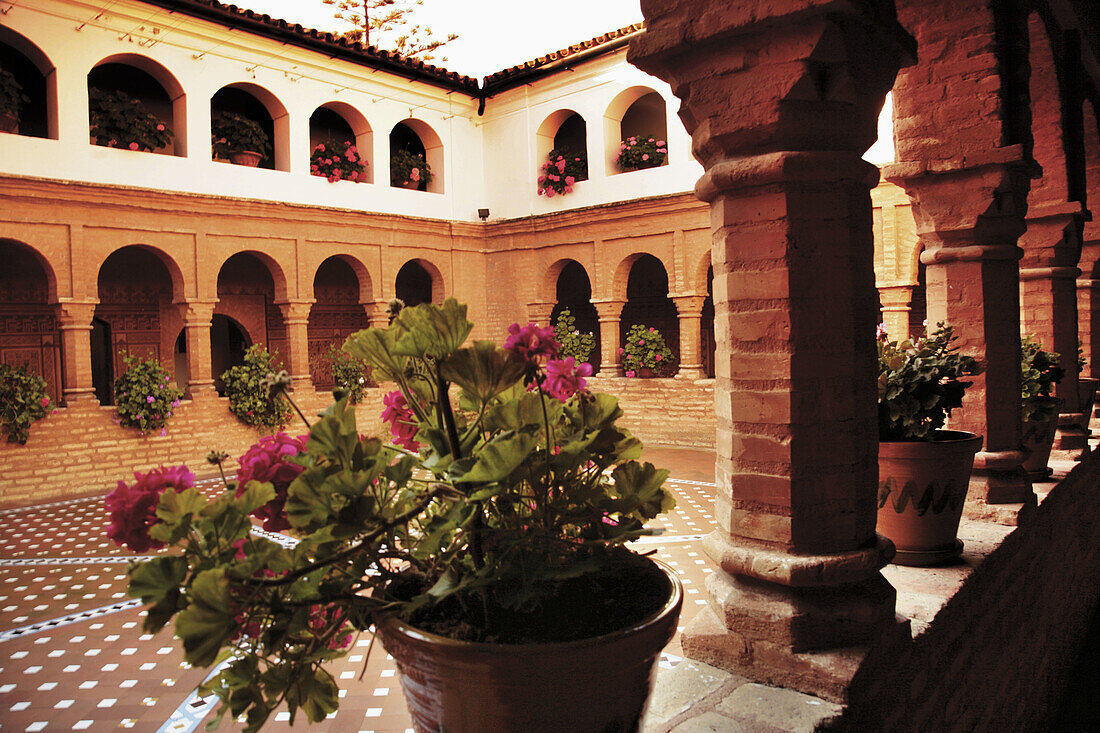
[832,452,1100,731]
[587,375,715,449]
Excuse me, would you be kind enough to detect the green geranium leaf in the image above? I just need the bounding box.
[391,299,473,359]
[440,341,526,406]
[450,431,537,484]
[485,389,557,433]
[611,461,675,519]
[129,555,187,605]
[234,480,277,516]
[343,328,407,381]
[289,666,340,723]
[175,568,236,667]
[156,487,207,526]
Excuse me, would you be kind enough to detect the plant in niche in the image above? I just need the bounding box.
[0,67,29,119]
[88,87,172,152]
[108,298,675,730]
[310,139,368,183]
[877,324,983,441]
[620,324,674,377]
[553,308,596,365]
[616,135,667,171]
[211,110,271,159]
[390,149,432,188]
[113,354,184,436]
[0,363,50,444]
[537,148,587,197]
[326,343,373,402]
[1020,334,1065,424]
[222,345,291,430]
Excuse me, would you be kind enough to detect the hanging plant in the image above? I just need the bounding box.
[537,148,587,197]
[113,354,184,436]
[222,345,291,430]
[620,324,674,377]
[0,363,51,444]
[89,87,172,152]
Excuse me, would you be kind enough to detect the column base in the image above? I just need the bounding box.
[675,366,707,380]
[185,382,219,401]
[967,451,1035,504]
[1051,413,1091,461]
[61,389,100,407]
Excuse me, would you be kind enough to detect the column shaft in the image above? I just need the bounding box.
[56,302,98,405]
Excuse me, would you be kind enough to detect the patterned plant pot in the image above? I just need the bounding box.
[1022,413,1059,480]
[877,430,982,566]
[228,150,262,167]
[1076,377,1098,431]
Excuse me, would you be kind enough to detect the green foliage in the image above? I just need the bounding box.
[616,135,668,171]
[88,87,173,152]
[0,363,50,444]
[390,149,433,187]
[311,139,368,183]
[326,344,373,403]
[878,324,983,441]
[113,354,184,434]
[124,298,674,729]
[0,67,29,117]
[1021,335,1065,424]
[537,148,587,197]
[621,323,675,375]
[553,308,596,364]
[211,111,271,158]
[222,345,291,430]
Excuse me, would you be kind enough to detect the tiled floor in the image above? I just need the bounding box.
[0,447,721,732]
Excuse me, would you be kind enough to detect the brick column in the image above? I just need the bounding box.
[525,301,557,327]
[56,301,98,406]
[672,294,706,379]
[878,285,914,341]
[630,1,912,702]
[1019,208,1088,460]
[887,0,1036,506]
[179,300,217,398]
[276,301,315,393]
[592,299,625,376]
[366,301,391,329]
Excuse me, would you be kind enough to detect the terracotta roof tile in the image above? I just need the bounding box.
[483,23,645,88]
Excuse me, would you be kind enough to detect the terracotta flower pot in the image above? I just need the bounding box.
[375,559,682,733]
[228,150,262,167]
[1076,377,1098,431]
[636,366,656,378]
[877,430,982,566]
[0,112,18,134]
[397,178,421,190]
[1022,413,1059,480]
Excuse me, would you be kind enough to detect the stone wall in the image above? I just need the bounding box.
[588,375,716,450]
[833,452,1100,730]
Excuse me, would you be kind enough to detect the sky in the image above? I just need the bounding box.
[234,0,645,79]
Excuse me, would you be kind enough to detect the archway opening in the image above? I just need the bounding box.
[621,254,679,376]
[395,260,434,307]
[552,113,589,182]
[617,91,668,173]
[702,266,715,378]
[0,240,60,404]
[87,61,178,155]
[215,253,285,389]
[0,37,51,138]
[95,246,176,406]
[91,318,113,405]
[310,105,373,184]
[210,315,250,396]
[389,120,443,193]
[551,261,601,372]
[309,257,369,389]
[211,86,277,169]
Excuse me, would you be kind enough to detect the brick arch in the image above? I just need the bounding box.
[211,249,289,303]
[1026,10,1082,207]
[611,251,675,302]
[0,238,58,303]
[310,253,373,304]
[541,257,584,303]
[91,243,186,303]
[309,255,371,389]
[0,26,57,139]
[0,238,63,405]
[691,249,713,296]
[88,53,187,156]
[395,258,445,306]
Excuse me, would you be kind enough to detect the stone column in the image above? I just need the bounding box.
[525,301,557,327]
[277,301,315,392]
[878,285,914,342]
[56,301,98,406]
[367,301,391,329]
[592,299,625,376]
[672,294,707,379]
[1019,206,1088,460]
[630,1,912,702]
[179,300,217,399]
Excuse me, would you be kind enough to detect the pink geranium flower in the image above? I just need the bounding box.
[236,433,310,532]
[504,323,560,365]
[543,357,593,402]
[106,465,196,552]
[381,391,420,451]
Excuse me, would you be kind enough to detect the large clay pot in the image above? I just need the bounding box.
[375,559,682,733]
[0,112,18,134]
[1076,377,1098,431]
[228,150,262,167]
[877,430,982,566]
[636,366,656,378]
[1022,413,1059,480]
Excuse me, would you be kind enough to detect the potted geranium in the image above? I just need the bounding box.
[310,139,368,183]
[113,354,184,436]
[0,363,51,444]
[390,149,432,189]
[211,110,270,167]
[0,67,29,134]
[553,307,596,365]
[621,324,674,377]
[1020,335,1065,479]
[108,298,681,732]
[876,324,984,566]
[616,136,668,172]
[222,345,291,429]
[537,148,587,197]
[89,87,172,152]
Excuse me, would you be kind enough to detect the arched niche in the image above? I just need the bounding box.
[604,87,668,175]
[0,239,61,405]
[209,315,251,396]
[619,253,680,376]
[94,245,182,404]
[310,102,374,183]
[536,110,589,182]
[211,83,289,171]
[309,256,371,388]
[0,28,56,139]
[214,252,287,387]
[395,259,443,306]
[390,119,444,193]
[88,54,185,156]
[550,259,601,372]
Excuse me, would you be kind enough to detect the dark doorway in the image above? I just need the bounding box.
[91,318,113,405]
[211,314,249,396]
[395,261,433,307]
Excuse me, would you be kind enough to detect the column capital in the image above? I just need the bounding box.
[55,300,98,327]
[178,300,217,324]
[671,294,707,315]
[525,301,557,325]
[591,299,625,320]
[276,300,315,324]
